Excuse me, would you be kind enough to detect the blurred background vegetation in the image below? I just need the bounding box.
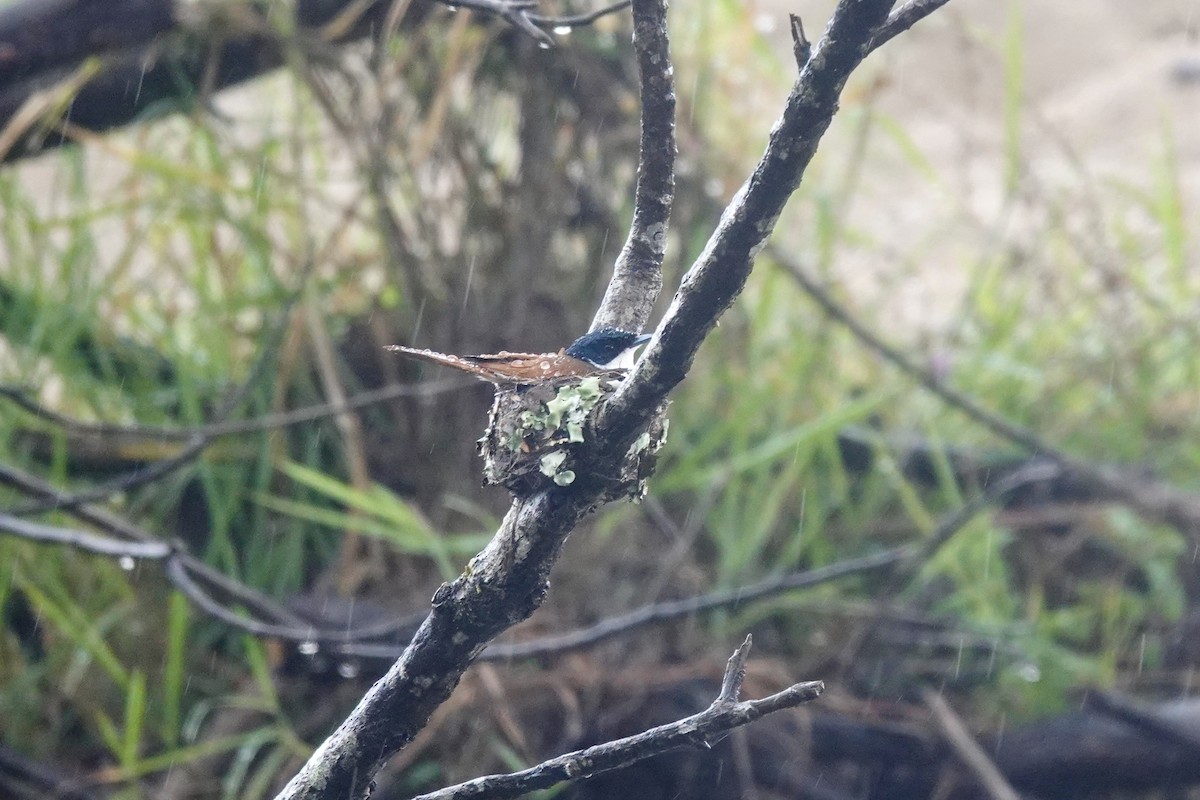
[1,0,1198,797]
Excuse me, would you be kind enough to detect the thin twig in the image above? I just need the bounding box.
[789,14,811,68]
[409,637,822,800]
[476,463,1052,661]
[0,463,398,645]
[6,420,221,515]
[433,0,550,44]
[923,688,1022,800]
[869,0,953,51]
[0,511,170,559]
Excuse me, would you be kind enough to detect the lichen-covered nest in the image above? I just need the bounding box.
[477,373,669,500]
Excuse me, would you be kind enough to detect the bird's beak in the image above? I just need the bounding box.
[634,333,653,346]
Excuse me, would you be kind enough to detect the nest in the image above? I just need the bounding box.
[477,373,669,500]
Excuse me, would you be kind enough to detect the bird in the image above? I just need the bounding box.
[386,327,653,385]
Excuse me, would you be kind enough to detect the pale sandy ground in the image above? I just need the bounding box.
[751,0,1200,332]
[3,0,1197,341]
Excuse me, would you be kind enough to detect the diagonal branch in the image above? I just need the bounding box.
[0,463,380,643]
[410,636,822,800]
[774,248,1200,538]
[924,689,1022,800]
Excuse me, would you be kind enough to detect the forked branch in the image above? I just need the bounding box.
[276,1,956,798]
[409,637,822,800]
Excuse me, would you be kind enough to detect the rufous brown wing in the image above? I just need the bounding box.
[386,345,599,385]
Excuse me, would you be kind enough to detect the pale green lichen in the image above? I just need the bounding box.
[519,410,547,432]
[539,451,567,474]
[628,431,652,456]
[544,376,602,429]
[539,450,575,486]
[509,377,605,452]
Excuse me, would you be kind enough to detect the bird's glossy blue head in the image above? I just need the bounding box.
[565,328,653,369]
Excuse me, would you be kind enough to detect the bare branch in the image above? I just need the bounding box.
[598,0,899,450]
[870,0,953,51]
[474,462,1055,661]
[590,0,674,333]
[0,462,374,644]
[0,512,170,559]
[473,550,903,660]
[409,637,821,800]
[774,248,1200,538]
